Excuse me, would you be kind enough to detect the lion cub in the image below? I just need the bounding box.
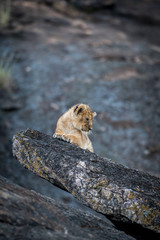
[54,104,96,152]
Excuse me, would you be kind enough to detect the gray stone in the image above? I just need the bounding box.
[0,176,135,240]
[12,129,160,233]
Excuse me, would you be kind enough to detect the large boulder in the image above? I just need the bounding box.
[0,176,135,240]
[12,129,160,234]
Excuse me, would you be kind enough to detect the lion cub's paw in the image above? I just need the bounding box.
[53,134,72,143]
[61,135,72,143]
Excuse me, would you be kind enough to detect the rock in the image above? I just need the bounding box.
[66,0,115,11]
[12,129,160,234]
[0,91,23,111]
[40,0,115,18]
[44,16,70,26]
[38,0,160,24]
[114,0,160,25]
[0,176,135,240]
[1,101,22,111]
[41,0,115,10]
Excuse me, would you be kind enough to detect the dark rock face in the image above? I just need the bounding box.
[114,0,160,25]
[66,0,115,10]
[12,129,160,234]
[0,176,135,240]
[41,0,160,23]
[41,0,115,10]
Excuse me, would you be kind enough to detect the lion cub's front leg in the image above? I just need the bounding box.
[65,134,94,152]
[54,130,81,147]
[64,134,80,147]
[54,130,71,143]
[86,144,94,153]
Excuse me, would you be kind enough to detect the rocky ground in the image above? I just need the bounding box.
[0,0,160,221]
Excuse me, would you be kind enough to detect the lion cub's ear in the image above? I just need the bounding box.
[74,104,83,115]
[93,112,97,117]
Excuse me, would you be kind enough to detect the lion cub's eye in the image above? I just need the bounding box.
[86,118,89,122]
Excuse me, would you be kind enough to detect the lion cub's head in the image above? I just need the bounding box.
[72,104,96,132]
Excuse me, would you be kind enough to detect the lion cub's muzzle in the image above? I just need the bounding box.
[82,125,92,132]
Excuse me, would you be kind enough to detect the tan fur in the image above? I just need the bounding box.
[54,104,96,152]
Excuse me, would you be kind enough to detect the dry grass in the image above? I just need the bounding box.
[0,0,11,28]
[0,52,13,91]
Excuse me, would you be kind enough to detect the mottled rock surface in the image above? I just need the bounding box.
[12,129,160,233]
[0,176,135,240]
